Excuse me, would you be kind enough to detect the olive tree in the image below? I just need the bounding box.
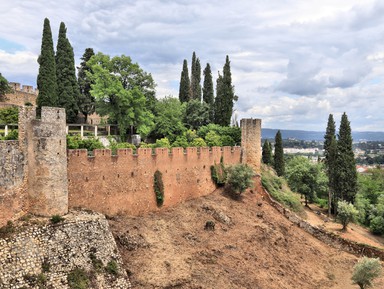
[352,257,382,289]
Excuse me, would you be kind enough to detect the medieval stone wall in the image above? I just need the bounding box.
[0,210,131,288]
[0,82,37,109]
[241,118,262,174]
[67,146,241,216]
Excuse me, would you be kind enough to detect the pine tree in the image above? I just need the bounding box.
[77,48,95,123]
[56,22,79,123]
[178,59,190,103]
[37,18,57,108]
[214,55,235,126]
[324,114,338,214]
[202,63,214,122]
[335,113,357,203]
[262,140,273,165]
[273,130,285,176]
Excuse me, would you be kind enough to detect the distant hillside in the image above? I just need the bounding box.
[262,128,384,142]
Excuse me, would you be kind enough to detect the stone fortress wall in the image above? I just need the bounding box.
[0,105,262,226]
[0,82,38,109]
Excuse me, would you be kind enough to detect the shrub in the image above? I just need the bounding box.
[0,220,15,238]
[105,260,119,275]
[369,216,384,235]
[67,267,89,289]
[337,200,358,230]
[226,164,254,195]
[153,137,171,148]
[66,135,104,151]
[50,215,64,224]
[108,139,136,155]
[210,158,227,186]
[352,257,382,289]
[154,170,164,206]
[0,106,19,124]
[205,131,222,147]
[190,137,207,147]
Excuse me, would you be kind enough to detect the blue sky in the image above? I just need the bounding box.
[1,0,384,131]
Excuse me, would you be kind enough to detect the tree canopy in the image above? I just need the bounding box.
[0,73,11,96]
[273,130,285,176]
[87,53,155,140]
[179,59,190,103]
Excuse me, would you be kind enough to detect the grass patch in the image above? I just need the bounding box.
[50,215,65,224]
[105,260,119,275]
[67,267,89,289]
[261,165,304,215]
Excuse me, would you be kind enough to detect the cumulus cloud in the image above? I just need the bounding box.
[0,0,384,131]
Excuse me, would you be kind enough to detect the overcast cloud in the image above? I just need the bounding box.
[1,0,384,131]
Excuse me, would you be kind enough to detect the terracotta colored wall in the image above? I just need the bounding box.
[67,146,241,216]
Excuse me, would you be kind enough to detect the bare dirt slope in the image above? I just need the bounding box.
[109,189,384,289]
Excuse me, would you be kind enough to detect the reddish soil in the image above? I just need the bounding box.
[109,189,384,289]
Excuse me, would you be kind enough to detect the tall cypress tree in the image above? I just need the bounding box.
[214,55,235,126]
[56,22,79,123]
[273,130,285,176]
[190,52,202,101]
[77,48,95,123]
[37,18,57,108]
[178,59,190,103]
[202,63,214,122]
[324,114,338,214]
[335,113,357,204]
[262,140,273,165]
[190,52,197,99]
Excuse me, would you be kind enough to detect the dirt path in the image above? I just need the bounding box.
[109,189,384,289]
[304,204,384,249]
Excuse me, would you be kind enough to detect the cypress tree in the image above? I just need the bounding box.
[56,22,79,123]
[202,63,214,122]
[178,59,190,103]
[262,140,273,165]
[335,113,357,203]
[37,18,57,108]
[190,55,202,101]
[273,130,285,176]
[324,114,338,214]
[214,55,235,126]
[77,48,95,123]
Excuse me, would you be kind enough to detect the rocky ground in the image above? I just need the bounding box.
[109,189,384,289]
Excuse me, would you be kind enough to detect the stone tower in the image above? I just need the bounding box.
[20,106,68,216]
[240,118,262,175]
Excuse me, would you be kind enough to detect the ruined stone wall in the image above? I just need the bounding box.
[240,118,261,174]
[67,147,241,216]
[0,210,131,288]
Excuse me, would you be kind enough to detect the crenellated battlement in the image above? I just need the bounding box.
[8,82,38,95]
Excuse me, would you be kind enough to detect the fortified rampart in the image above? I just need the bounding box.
[0,82,38,109]
[67,146,241,216]
[0,107,68,226]
[0,105,262,226]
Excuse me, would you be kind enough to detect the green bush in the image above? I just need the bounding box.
[352,257,382,289]
[66,135,104,151]
[0,129,18,140]
[105,260,119,275]
[369,216,384,235]
[190,137,207,147]
[205,131,222,147]
[50,215,64,224]
[0,106,18,124]
[108,138,136,155]
[0,220,15,238]
[226,164,254,195]
[154,170,164,206]
[153,137,171,148]
[211,158,227,186]
[67,267,89,289]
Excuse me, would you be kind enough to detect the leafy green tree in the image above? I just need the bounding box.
[172,136,189,148]
[285,156,318,206]
[0,73,11,96]
[153,137,171,148]
[336,113,357,203]
[324,114,338,214]
[205,131,222,147]
[37,18,57,108]
[183,99,210,130]
[262,140,273,165]
[352,257,382,289]
[179,59,190,103]
[273,130,285,176]
[190,137,207,147]
[0,107,18,124]
[202,63,214,122]
[226,164,254,196]
[88,53,155,140]
[197,124,241,145]
[214,56,236,126]
[152,96,186,143]
[190,52,201,101]
[55,22,79,122]
[77,48,95,123]
[337,200,358,230]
